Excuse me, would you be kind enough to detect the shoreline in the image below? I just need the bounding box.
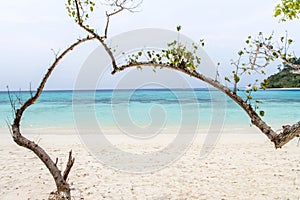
[1,87,300,93]
[0,124,264,135]
[266,87,300,90]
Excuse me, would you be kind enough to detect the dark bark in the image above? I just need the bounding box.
[275,122,300,148]
[11,36,95,199]
[73,0,118,70]
[112,62,300,148]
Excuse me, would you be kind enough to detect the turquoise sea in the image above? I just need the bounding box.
[0,89,299,132]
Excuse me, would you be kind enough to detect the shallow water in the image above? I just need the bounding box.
[0,89,299,131]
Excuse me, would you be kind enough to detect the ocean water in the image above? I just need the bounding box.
[0,89,299,132]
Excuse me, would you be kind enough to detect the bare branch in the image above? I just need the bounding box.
[13,35,95,127]
[63,151,75,181]
[51,48,60,59]
[103,0,142,38]
[29,82,33,98]
[11,35,95,199]
[6,120,13,137]
[6,86,16,117]
[250,44,261,70]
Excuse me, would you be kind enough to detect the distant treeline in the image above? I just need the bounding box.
[267,58,300,88]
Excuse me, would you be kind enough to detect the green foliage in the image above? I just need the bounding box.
[126,27,202,72]
[260,79,269,90]
[253,86,258,91]
[259,110,265,117]
[253,99,265,117]
[245,32,297,68]
[224,77,231,83]
[66,0,96,24]
[163,40,201,71]
[274,0,300,21]
[267,60,300,88]
[199,39,205,47]
[233,74,240,83]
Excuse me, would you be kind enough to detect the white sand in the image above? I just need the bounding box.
[0,128,300,200]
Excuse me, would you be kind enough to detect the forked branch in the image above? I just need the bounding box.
[70,0,142,73]
[63,151,75,181]
[104,0,143,38]
[11,35,95,199]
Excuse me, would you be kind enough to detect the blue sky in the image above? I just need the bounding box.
[0,0,299,90]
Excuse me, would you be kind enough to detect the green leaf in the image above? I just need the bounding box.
[234,74,240,83]
[225,77,231,82]
[274,8,282,17]
[259,110,265,117]
[256,100,263,104]
[176,25,181,32]
[200,39,205,47]
[253,86,258,91]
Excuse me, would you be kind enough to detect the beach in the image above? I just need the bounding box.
[1,128,300,200]
[1,89,299,199]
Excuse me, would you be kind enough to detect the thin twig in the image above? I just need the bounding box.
[6,86,16,116]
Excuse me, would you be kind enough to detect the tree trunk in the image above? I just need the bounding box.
[10,36,94,198]
[12,125,73,199]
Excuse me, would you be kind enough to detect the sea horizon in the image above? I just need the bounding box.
[1,87,300,93]
[0,89,299,133]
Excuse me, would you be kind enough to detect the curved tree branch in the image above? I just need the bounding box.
[112,61,300,148]
[71,0,142,73]
[11,35,95,199]
[73,0,118,71]
[13,35,95,127]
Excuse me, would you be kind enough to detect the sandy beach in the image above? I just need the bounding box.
[0,128,300,200]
